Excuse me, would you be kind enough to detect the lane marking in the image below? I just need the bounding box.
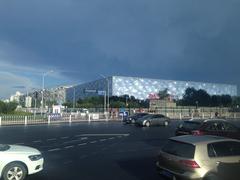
[90,141,97,144]
[100,139,107,142]
[108,137,115,140]
[48,148,61,152]
[79,133,130,137]
[47,138,57,141]
[33,140,42,143]
[64,145,74,149]
[63,139,79,144]
[78,143,87,146]
[61,136,69,139]
[80,137,88,140]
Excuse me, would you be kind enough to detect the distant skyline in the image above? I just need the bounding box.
[0,0,240,98]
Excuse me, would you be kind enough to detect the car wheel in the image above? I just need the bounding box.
[164,121,169,126]
[203,173,219,180]
[145,121,151,127]
[3,162,27,180]
[131,120,135,124]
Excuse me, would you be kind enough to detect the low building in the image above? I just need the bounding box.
[25,96,32,108]
[150,99,176,109]
[10,91,23,103]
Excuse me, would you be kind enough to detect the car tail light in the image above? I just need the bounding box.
[191,130,204,135]
[179,160,200,168]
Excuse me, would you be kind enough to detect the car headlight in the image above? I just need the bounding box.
[29,154,43,161]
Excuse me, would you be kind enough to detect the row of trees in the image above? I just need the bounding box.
[63,95,149,108]
[177,87,236,107]
[0,101,18,114]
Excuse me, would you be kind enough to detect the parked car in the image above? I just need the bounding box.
[135,114,170,127]
[0,144,44,180]
[156,135,240,180]
[175,118,240,140]
[123,113,148,124]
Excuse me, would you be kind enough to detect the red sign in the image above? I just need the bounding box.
[148,93,160,100]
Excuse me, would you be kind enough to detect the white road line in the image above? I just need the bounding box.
[64,145,74,149]
[90,141,97,144]
[33,140,42,143]
[63,140,79,144]
[117,136,122,138]
[78,143,87,146]
[47,138,57,141]
[48,148,61,152]
[15,143,24,145]
[81,137,88,140]
[100,139,107,142]
[79,133,130,137]
[109,137,115,140]
[61,136,69,139]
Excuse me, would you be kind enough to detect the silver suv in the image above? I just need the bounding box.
[156,135,240,180]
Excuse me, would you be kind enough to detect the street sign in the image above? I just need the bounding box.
[84,89,97,93]
[119,108,125,112]
[98,90,106,96]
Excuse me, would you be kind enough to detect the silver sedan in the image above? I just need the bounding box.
[135,114,170,127]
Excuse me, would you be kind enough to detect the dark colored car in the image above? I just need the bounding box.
[123,113,148,124]
[175,118,240,140]
[135,114,170,127]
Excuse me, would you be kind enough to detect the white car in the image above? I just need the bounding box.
[0,144,44,180]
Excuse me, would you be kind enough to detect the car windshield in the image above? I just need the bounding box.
[162,140,195,159]
[180,121,202,130]
[0,144,10,151]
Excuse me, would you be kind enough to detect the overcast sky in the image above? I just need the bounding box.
[0,0,240,98]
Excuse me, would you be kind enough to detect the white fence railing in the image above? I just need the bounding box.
[0,112,240,126]
[0,113,121,126]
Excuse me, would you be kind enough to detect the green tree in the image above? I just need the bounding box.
[0,101,17,114]
[221,95,232,107]
[180,87,233,107]
[158,88,169,100]
[232,96,240,107]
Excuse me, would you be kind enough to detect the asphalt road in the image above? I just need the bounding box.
[0,121,182,180]
[0,119,239,180]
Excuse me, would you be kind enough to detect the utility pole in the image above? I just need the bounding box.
[41,70,53,116]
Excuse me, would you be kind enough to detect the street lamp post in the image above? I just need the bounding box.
[73,87,76,109]
[41,70,53,116]
[100,75,110,114]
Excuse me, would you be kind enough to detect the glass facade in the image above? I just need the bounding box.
[66,76,237,101]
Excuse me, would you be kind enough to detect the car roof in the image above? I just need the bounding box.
[185,118,227,124]
[169,135,240,145]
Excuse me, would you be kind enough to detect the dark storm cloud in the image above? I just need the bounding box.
[0,0,240,96]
